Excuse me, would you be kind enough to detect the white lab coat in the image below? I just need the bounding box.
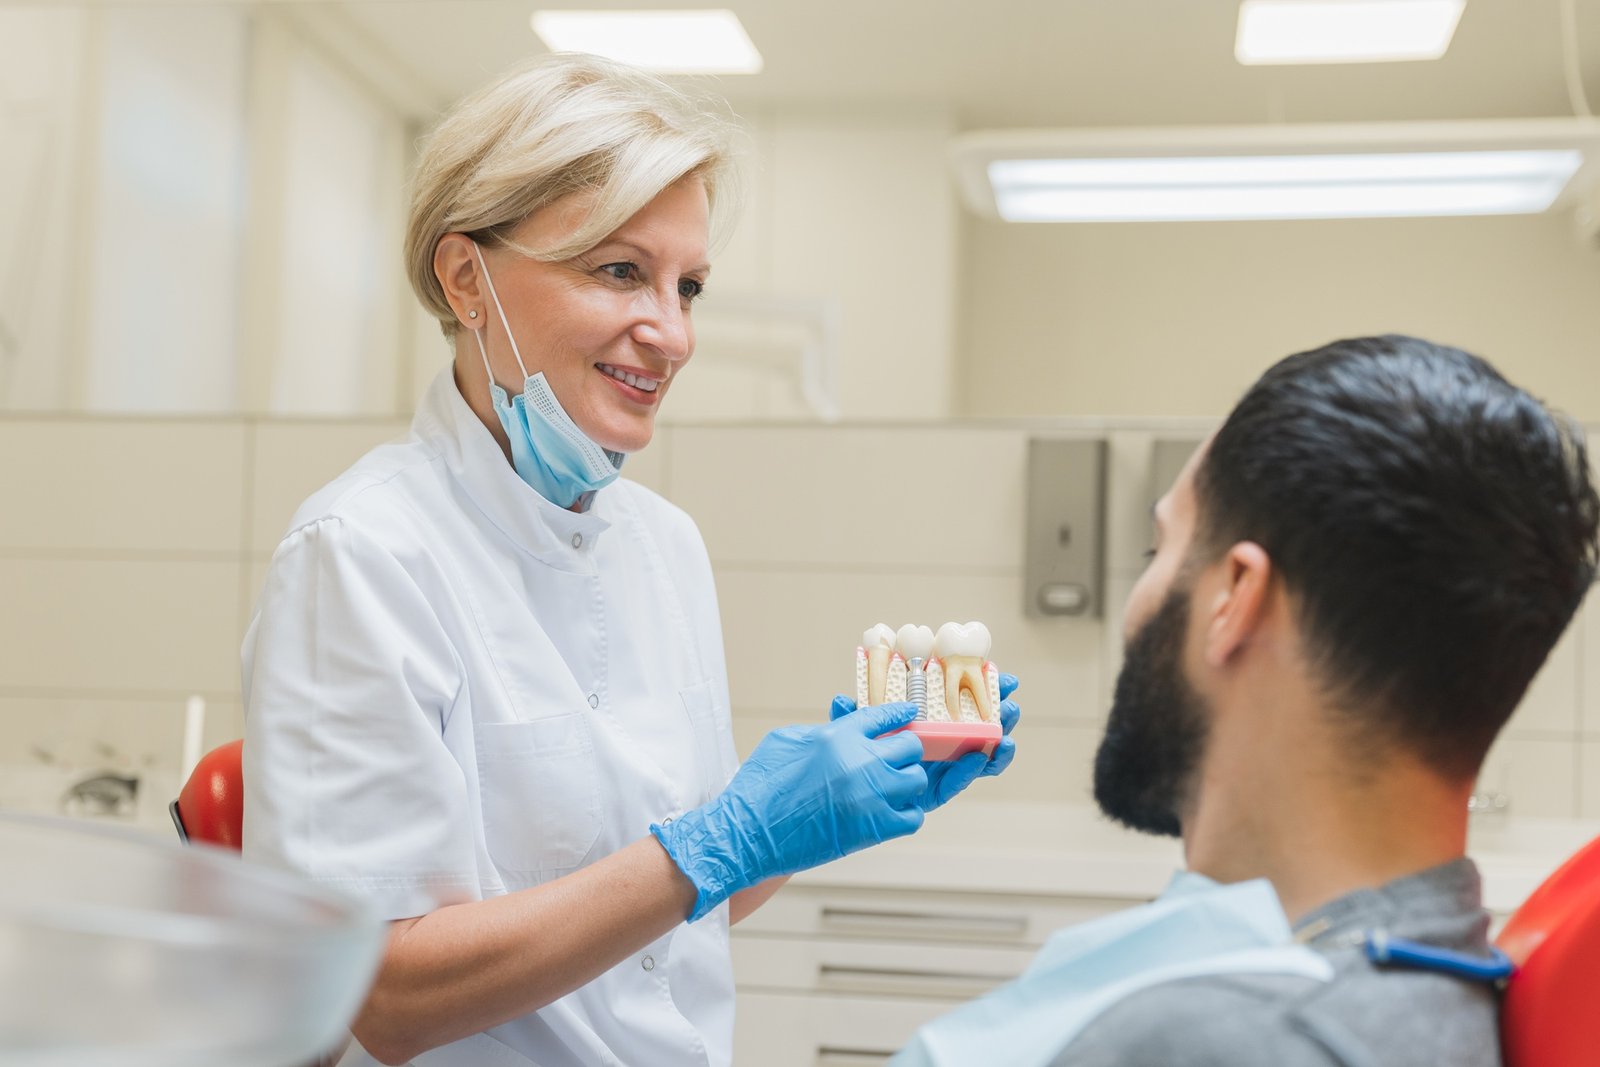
[242,369,740,1067]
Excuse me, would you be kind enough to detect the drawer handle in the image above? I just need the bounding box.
[819,906,1028,939]
[818,963,1013,1000]
[816,1046,896,1066]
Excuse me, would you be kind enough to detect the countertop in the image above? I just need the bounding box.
[792,801,1600,915]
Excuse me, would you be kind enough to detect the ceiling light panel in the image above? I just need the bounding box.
[530,9,763,75]
[987,150,1584,222]
[1236,0,1466,65]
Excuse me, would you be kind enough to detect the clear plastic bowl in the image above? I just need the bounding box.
[0,811,386,1066]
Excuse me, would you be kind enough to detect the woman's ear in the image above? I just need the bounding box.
[1202,541,1273,668]
[433,233,483,330]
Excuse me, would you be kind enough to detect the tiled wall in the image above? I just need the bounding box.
[2,415,1596,829]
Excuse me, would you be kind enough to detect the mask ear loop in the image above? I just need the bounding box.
[472,241,532,383]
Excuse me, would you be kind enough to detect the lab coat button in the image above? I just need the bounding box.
[571,532,583,549]
[587,693,599,708]
[641,955,655,972]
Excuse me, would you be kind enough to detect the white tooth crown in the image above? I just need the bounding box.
[862,623,895,707]
[895,624,935,661]
[853,621,1000,724]
[935,621,991,660]
[863,623,896,650]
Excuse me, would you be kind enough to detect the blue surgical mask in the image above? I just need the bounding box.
[471,243,624,509]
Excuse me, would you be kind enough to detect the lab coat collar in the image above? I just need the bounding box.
[416,369,611,570]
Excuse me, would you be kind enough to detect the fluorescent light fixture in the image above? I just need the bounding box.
[989,151,1583,222]
[530,9,763,74]
[951,120,1600,223]
[1236,0,1465,65]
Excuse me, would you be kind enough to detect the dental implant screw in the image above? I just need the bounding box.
[907,657,927,720]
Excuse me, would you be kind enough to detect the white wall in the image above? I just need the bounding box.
[957,211,1600,422]
[0,6,424,418]
[0,8,88,411]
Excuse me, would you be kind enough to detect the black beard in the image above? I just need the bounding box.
[1092,584,1209,838]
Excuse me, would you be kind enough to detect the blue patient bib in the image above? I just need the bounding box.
[891,873,1333,1067]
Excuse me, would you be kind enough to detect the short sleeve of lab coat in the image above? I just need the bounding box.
[242,516,476,920]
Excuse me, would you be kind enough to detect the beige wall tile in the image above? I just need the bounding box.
[715,566,1103,723]
[1507,621,1581,735]
[621,430,669,497]
[672,426,1029,570]
[1478,734,1578,820]
[0,419,245,553]
[242,556,272,633]
[1580,741,1600,820]
[1583,595,1600,736]
[978,722,1102,807]
[248,420,408,552]
[0,558,241,694]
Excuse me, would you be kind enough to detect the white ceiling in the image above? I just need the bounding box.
[320,0,1600,128]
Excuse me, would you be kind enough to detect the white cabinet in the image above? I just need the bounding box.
[731,882,1147,1065]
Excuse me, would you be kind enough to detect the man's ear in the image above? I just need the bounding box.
[434,232,484,329]
[1202,542,1273,668]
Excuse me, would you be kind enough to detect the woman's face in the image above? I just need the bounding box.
[477,177,710,454]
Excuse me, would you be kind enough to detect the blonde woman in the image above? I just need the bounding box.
[241,54,1020,1067]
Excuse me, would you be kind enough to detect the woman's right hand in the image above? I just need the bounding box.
[652,702,928,920]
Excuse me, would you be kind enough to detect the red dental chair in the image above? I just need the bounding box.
[1495,832,1600,1067]
[169,738,245,850]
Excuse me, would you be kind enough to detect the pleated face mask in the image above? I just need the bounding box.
[471,242,624,509]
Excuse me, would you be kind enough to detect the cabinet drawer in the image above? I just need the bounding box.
[733,934,1034,1000]
[734,989,949,1067]
[737,883,1140,947]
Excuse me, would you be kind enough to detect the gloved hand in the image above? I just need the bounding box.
[653,701,929,921]
[830,672,1020,813]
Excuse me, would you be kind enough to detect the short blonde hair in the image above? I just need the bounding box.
[405,53,741,334]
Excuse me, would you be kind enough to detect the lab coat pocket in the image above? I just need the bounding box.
[680,680,738,804]
[477,713,602,879]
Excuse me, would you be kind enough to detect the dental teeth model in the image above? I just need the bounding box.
[854,621,1005,760]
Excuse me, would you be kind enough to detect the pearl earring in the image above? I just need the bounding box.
[468,309,479,319]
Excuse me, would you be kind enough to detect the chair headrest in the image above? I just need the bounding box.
[1496,833,1600,1067]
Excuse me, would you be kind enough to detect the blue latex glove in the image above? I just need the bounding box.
[653,701,928,921]
[830,672,1020,813]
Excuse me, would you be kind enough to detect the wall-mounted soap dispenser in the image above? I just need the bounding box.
[1024,438,1107,618]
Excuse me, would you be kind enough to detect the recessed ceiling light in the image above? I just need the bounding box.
[1236,0,1466,65]
[951,120,1600,224]
[530,9,763,75]
[987,151,1582,222]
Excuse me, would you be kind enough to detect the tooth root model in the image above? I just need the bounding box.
[851,620,1004,760]
[861,623,896,707]
[924,657,951,722]
[857,621,1000,724]
[935,621,996,724]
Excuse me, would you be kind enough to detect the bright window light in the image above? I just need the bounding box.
[988,150,1584,222]
[530,9,763,75]
[1236,0,1466,64]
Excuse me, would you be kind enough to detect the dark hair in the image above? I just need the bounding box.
[1194,335,1599,779]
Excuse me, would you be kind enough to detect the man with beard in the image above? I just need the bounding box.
[892,335,1599,1067]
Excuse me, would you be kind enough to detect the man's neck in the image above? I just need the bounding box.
[1180,720,1473,922]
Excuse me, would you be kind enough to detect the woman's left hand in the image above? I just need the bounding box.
[830,673,1019,813]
